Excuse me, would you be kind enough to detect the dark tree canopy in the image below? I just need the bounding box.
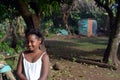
[0,0,73,29]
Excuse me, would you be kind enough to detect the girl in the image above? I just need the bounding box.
[17,28,49,80]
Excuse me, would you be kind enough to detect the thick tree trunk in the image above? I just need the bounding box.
[103,16,115,63]
[94,0,120,67]
[102,18,120,66]
[24,14,40,30]
[103,32,113,63]
[103,6,120,67]
[117,43,120,60]
[109,36,120,66]
[109,21,120,66]
[98,20,120,67]
[108,6,120,67]
[15,0,40,29]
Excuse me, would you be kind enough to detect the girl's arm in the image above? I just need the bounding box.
[39,53,49,80]
[17,53,27,80]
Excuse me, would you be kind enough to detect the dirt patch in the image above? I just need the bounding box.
[49,58,120,80]
[46,36,120,80]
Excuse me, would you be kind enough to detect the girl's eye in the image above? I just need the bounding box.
[27,41,34,44]
[30,41,34,43]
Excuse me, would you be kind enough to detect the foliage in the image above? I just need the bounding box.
[36,0,72,16]
[26,0,60,16]
[0,38,25,55]
[15,39,25,53]
[1,0,71,19]
[0,18,25,55]
[0,0,19,22]
[0,32,4,38]
[0,19,10,32]
[0,4,7,21]
[68,0,107,34]
[94,0,118,16]
[41,18,66,36]
[39,0,108,35]
[0,42,15,55]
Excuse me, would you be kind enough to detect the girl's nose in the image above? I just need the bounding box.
[28,42,31,46]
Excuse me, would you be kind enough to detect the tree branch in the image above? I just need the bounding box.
[0,33,9,43]
[15,0,32,17]
[94,0,113,18]
[62,56,117,70]
[0,26,11,43]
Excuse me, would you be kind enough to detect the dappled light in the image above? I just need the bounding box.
[1,0,120,79]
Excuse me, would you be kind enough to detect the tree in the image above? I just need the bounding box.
[94,0,120,67]
[0,0,73,30]
[0,0,73,53]
[0,1,19,48]
[60,3,72,34]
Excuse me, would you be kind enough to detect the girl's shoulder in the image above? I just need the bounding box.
[19,50,30,57]
[42,52,49,61]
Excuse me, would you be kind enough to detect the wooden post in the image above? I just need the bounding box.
[0,74,3,80]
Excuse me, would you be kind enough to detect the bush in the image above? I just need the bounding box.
[0,42,15,55]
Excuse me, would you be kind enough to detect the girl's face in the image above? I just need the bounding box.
[26,34,41,51]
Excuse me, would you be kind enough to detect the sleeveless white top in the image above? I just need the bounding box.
[22,52,46,80]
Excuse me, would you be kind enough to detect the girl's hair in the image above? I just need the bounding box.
[25,28,46,51]
[25,28,44,43]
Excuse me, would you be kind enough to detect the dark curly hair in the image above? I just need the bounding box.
[25,28,44,44]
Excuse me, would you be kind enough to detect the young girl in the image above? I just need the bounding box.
[17,28,49,80]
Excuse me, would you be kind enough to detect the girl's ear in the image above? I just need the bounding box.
[39,39,42,44]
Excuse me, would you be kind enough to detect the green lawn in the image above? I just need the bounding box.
[5,36,117,80]
[45,36,108,60]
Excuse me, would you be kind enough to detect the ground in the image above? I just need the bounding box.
[49,58,120,80]
[4,35,120,80]
[45,35,120,80]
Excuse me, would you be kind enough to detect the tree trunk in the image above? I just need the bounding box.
[63,12,71,35]
[103,16,115,63]
[109,34,120,66]
[109,22,120,66]
[61,4,72,35]
[103,31,113,63]
[52,13,60,28]
[15,0,40,29]
[10,20,17,49]
[109,6,120,66]
[103,6,120,67]
[117,43,120,60]
[101,21,120,67]
[17,16,24,37]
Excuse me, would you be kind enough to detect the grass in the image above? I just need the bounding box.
[46,37,107,50]
[45,36,108,61]
[5,36,108,68]
[63,37,107,51]
[5,36,109,79]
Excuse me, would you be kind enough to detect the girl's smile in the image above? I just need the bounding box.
[27,34,41,52]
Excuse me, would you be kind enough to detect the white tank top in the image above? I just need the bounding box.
[22,52,46,80]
